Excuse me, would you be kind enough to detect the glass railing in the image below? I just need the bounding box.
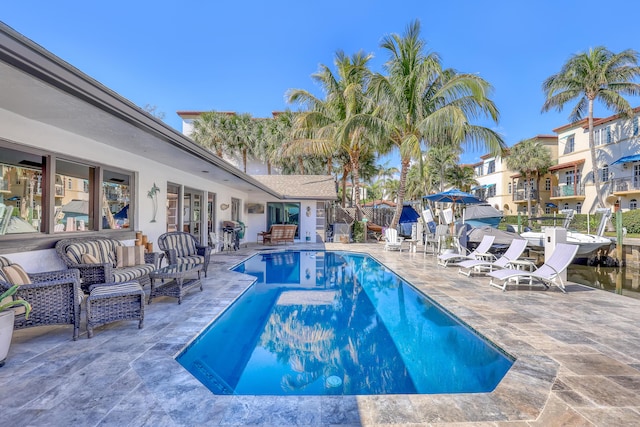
[551,184,585,197]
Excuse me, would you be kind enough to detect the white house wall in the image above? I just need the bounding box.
[0,107,252,271]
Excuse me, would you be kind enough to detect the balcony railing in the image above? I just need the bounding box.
[512,189,537,202]
[551,184,585,198]
[610,176,640,193]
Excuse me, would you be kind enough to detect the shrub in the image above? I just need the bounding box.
[353,221,365,243]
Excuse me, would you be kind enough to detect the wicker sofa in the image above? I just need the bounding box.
[0,256,82,340]
[262,224,297,245]
[55,237,158,292]
[157,232,210,277]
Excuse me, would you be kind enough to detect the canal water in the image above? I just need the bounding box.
[567,265,640,300]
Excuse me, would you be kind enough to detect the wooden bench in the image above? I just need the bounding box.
[262,224,297,245]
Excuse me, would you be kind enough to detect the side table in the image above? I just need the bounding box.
[149,263,203,304]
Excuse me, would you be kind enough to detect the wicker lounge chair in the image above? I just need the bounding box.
[487,243,579,292]
[157,232,210,276]
[456,238,528,276]
[0,256,82,340]
[55,237,158,292]
[437,235,495,267]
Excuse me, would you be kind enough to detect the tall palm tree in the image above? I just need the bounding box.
[365,20,504,229]
[287,50,375,210]
[505,138,553,224]
[542,46,640,209]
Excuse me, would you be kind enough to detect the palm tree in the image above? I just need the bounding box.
[425,140,461,192]
[542,46,640,209]
[505,138,553,224]
[366,20,504,229]
[287,50,375,210]
[190,111,229,157]
[376,161,399,200]
[445,165,477,192]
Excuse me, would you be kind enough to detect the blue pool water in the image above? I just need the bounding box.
[177,251,513,395]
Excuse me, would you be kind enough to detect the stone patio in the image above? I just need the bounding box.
[1,241,640,426]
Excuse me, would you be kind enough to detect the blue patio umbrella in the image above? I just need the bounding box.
[423,189,484,205]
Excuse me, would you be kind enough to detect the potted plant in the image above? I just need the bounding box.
[0,285,31,367]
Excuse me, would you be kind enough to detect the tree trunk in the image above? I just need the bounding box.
[526,172,533,227]
[390,157,410,230]
[589,98,605,209]
[242,148,247,173]
[341,169,348,208]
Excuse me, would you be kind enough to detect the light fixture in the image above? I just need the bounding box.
[220,203,229,211]
[306,206,311,217]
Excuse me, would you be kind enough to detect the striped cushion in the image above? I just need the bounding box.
[89,281,143,297]
[116,245,145,267]
[66,240,117,267]
[82,253,101,264]
[175,255,205,266]
[164,234,197,257]
[0,256,12,268]
[2,265,31,285]
[112,264,155,283]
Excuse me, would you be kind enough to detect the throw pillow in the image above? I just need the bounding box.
[81,253,101,264]
[2,264,31,285]
[116,245,145,268]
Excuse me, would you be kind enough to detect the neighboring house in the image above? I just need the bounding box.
[508,135,558,215]
[470,153,509,213]
[0,23,335,272]
[552,108,640,213]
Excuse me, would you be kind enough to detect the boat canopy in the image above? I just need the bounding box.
[464,204,503,220]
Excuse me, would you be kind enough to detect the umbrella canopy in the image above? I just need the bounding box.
[424,189,484,205]
[399,205,420,224]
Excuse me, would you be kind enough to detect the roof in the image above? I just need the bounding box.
[552,107,640,133]
[0,23,281,199]
[548,159,585,171]
[251,175,337,200]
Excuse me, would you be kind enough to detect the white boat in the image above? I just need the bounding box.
[521,209,613,257]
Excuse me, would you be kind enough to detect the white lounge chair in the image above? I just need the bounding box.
[487,243,579,293]
[456,238,528,276]
[437,235,495,267]
[384,228,403,251]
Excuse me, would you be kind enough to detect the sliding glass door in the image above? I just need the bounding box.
[266,202,300,239]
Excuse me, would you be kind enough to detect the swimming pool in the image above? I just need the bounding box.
[177,250,513,395]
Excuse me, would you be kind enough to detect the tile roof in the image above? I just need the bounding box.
[251,175,337,200]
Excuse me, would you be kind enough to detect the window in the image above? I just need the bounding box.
[231,197,241,222]
[102,170,130,229]
[565,170,575,186]
[487,185,496,198]
[545,206,551,214]
[576,202,582,214]
[0,143,135,236]
[508,182,511,194]
[566,135,575,153]
[563,203,570,210]
[545,178,551,191]
[601,164,609,182]
[0,148,43,235]
[605,126,612,144]
[634,117,639,136]
[631,199,638,210]
[487,160,495,174]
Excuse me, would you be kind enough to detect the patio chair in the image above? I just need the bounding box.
[457,238,528,277]
[384,228,403,251]
[158,231,210,276]
[487,243,579,293]
[437,235,495,267]
[425,224,449,257]
[0,256,82,340]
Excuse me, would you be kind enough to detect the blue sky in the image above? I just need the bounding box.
[3,1,640,165]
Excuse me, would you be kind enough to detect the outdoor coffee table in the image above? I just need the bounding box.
[148,263,203,304]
